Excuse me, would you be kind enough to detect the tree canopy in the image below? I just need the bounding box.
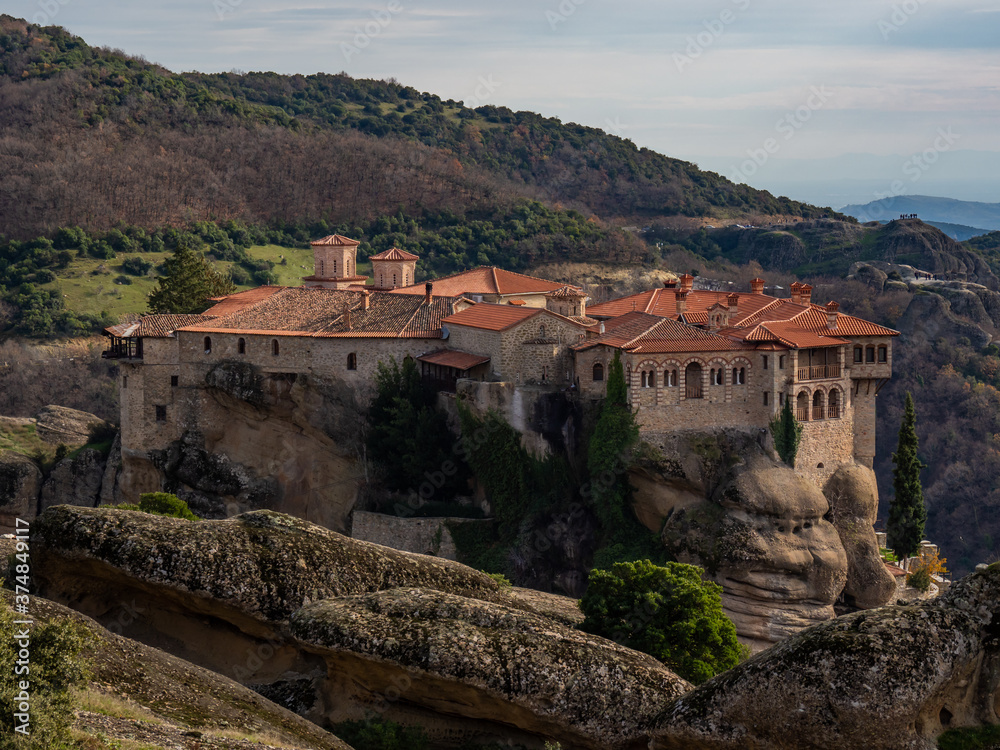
[770,396,802,467]
[579,559,745,684]
[888,392,927,560]
[147,241,234,314]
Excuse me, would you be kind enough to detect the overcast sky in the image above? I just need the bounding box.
[9,0,1000,204]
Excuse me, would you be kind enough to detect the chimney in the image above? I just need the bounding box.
[599,321,605,334]
[800,284,813,305]
[826,301,839,329]
[727,293,740,315]
[790,282,802,305]
[750,277,765,295]
[663,278,678,289]
[361,289,370,310]
[680,274,694,293]
[675,290,688,317]
[424,282,433,306]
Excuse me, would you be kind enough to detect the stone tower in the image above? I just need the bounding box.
[370,248,419,291]
[304,234,368,290]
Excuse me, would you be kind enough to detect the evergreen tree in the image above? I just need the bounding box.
[769,396,802,467]
[888,392,927,560]
[148,240,234,314]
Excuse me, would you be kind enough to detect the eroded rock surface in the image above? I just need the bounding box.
[633,431,851,649]
[34,404,109,446]
[291,587,690,749]
[39,447,106,511]
[0,449,41,531]
[648,563,1000,750]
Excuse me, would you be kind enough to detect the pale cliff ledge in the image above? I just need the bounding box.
[630,429,895,650]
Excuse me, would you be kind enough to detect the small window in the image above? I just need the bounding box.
[763,355,769,370]
[763,392,770,405]
[539,324,546,338]
[204,337,212,354]
[593,363,604,381]
[866,346,876,363]
[779,355,786,369]
[393,273,397,286]
[318,260,324,277]
[854,346,863,363]
[122,375,128,389]
[666,369,678,387]
[779,392,784,406]
[878,345,887,363]
[272,339,280,356]
[333,259,338,274]
[238,338,246,355]
[347,352,357,371]
[711,368,722,386]
[155,405,167,422]
[170,375,178,387]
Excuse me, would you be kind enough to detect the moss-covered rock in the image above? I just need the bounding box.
[647,564,1000,750]
[291,587,691,749]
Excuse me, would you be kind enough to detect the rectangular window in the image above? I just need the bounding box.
[122,375,128,389]
[763,392,770,405]
[171,375,179,387]
[763,356,769,370]
[866,347,876,363]
[155,405,167,422]
[854,347,863,363]
[779,393,784,406]
[779,355,786,369]
[878,346,888,363]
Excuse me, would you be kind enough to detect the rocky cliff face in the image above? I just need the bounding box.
[0,449,42,531]
[647,562,1000,750]
[631,431,894,650]
[31,506,686,749]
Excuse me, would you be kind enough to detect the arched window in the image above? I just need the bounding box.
[203,337,212,354]
[797,391,809,421]
[878,345,888,363]
[829,389,841,419]
[593,362,604,381]
[733,367,745,385]
[711,368,722,386]
[813,390,826,420]
[347,352,357,371]
[866,346,876,363]
[272,339,280,356]
[854,346,863,363]
[665,369,678,387]
[539,324,546,338]
[685,362,703,399]
[237,338,246,355]
[641,371,648,388]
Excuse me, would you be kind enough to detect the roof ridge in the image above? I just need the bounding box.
[491,267,500,294]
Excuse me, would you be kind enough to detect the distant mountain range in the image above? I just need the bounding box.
[841,195,1000,235]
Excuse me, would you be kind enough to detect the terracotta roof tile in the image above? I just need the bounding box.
[390,266,565,298]
[546,284,586,298]
[203,286,284,316]
[311,234,360,246]
[442,303,543,332]
[417,349,491,370]
[369,247,419,261]
[106,314,215,339]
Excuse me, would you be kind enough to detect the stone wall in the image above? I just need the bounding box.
[351,510,493,560]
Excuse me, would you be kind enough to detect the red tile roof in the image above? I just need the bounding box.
[572,312,742,354]
[390,267,565,298]
[442,303,543,332]
[203,286,284,316]
[106,314,215,338]
[417,349,491,370]
[546,284,586,298]
[311,234,360,246]
[370,247,419,261]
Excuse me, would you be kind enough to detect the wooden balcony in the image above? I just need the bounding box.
[102,336,142,360]
[796,408,809,421]
[796,364,841,381]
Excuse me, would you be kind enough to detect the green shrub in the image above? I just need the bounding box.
[937,724,1000,750]
[486,573,512,590]
[579,559,745,684]
[137,493,198,520]
[332,716,429,750]
[907,566,931,592]
[0,601,89,749]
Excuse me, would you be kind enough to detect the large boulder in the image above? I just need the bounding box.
[648,563,1000,750]
[291,587,691,749]
[38,447,106,511]
[823,464,896,608]
[34,404,110,446]
[0,450,41,532]
[633,432,848,650]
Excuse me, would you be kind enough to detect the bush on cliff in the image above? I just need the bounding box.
[107,492,199,520]
[579,559,744,684]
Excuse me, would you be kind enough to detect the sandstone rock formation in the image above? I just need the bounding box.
[896,291,992,350]
[648,563,1000,750]
[631,431,893,649]
[31,505,688,749]
[39,446,107,511]
[823,464,897,608]
[292,587,690,749]
[34,404,110,446]
[0,449,42,532]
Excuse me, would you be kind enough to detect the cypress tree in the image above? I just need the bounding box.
[148,240,234,314]
[888,392,927,560]
[769,396,802,467]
